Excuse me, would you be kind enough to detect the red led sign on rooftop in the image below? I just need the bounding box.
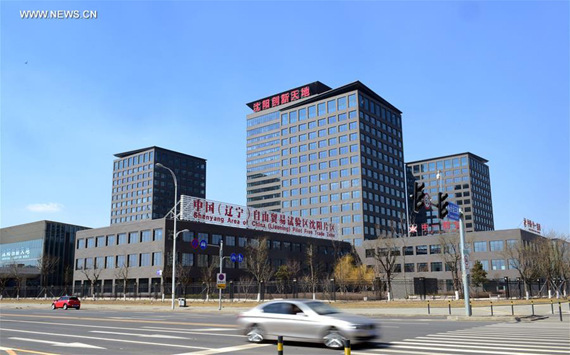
[251,86,311,112]
[246,82,332,113]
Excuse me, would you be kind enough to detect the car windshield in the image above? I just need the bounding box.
[305,301,340,315]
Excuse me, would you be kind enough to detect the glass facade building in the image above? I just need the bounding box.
[246,81,407,246]
[0,220,89,286]
[111,147,206,225]
[407,152,494,233]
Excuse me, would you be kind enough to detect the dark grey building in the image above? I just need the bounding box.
[110,147,206,225]
[246,81,407,247]
[73,217,350,297]
[0,221,90,288]
[407,152,494,233]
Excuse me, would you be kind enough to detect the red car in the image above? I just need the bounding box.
[51,296,81,310]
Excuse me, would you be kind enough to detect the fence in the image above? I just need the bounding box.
[2,278,567,301]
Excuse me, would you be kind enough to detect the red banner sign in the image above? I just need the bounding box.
[180,196,337,239]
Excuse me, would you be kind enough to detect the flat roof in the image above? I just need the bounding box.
[283,80,402,114]
[114,146,206,161]
[406,152,489,165]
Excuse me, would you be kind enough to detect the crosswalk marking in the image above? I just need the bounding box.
[353,321,570,355]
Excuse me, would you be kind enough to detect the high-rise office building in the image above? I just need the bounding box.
[406,152,494,233]
[246,81,407,246]
[110,147,206,225]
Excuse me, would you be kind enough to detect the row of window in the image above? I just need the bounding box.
[114,151,154,171]
[358,94,402,129]
[77,229,163,249]
[365,239,517,257]
[281,111,357,135]
[76,252,162,270]
[280,94,357,126]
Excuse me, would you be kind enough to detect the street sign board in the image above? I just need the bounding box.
[447,202,460,221]
[237,253,244,263]
[191,239,199,249]
[230,253,237,263]
[199,240,207,250]
[217,273,226,289]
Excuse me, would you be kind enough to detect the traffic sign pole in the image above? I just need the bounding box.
[219,240,223,311]
[459,208,471,316]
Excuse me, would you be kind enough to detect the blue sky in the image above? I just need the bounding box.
[1,1,568,234]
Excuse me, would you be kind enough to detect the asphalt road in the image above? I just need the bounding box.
[1,307,568,354]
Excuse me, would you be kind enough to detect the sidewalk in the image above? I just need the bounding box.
[2,300,568,322]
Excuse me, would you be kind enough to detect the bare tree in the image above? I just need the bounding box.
[200,256,217,301]
[304,243,322,299]
[9,262,25,300]
[439,233,462,300]
[114,264,129,300]
[245,237,273,301]
[502,238,541,300]
[177,264,193,297]
[372,225,402,301]
[537,231,570,298]
[63,265,74,295]
[81,265,102,300]
[37,254,60,298]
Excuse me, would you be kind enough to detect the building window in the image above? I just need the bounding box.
[140,253,150,267]
[479,260,489,271]
[430,245,441,254]
[76,258,84,270]
[152,252,162,266]
[86,238,95,248]
[116,255,126,267]
[473,241,487,252]
[128,254,138,267]
[490,240,504,251]
[107,235,115,246]
[129,232,139,244]
[404,263,414,272]
[141,230,152,243]
[105,256,114,269]
[491,259,505,270]
[181,253,193,266]
[417,263,428,272]
[96,236,105,247]
[153,229,163,241]
[416,245,428,255]
[118,233,127,245]
[506,239,517,249]
[212,234,222,245]
[239,237,248,247]
[226,236,236,246]
[77,239,85,249]
[197,254,208,267]
[403,246,414,255]
[431,262,443,272]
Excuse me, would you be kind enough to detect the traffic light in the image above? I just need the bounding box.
[438,192,449,219]
[413,182,426,212]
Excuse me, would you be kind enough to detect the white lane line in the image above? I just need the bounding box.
[391,340,567,354]
[9,337,105,349]
[1,319,243,338]
[352,349,464,355]
[90,330,187,339]
[1,328,210,350]
[410,337,570,350]
[385,343,543,355]
[429,333,570,343]
[142,326,236,332]
[175,343,271,355]
[141,326,242,336]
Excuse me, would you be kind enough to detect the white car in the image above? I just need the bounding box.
[236,299,379,349]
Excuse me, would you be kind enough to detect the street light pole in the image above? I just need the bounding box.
[155,163,179,310]
[219,239,223,311]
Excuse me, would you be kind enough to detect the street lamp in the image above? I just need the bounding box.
[155,163,181,310]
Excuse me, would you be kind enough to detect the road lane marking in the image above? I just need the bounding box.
[9,337,105,349]
[90,330,187,339]
[426,333,570,343]
[1,328,211,350]
[175,343,271,355]
[379,343,542,355]
[391,340,568,354]
[409,337,570,350]
[143,326,238,332]
[0,313,236,328]
[1,319,244,338]
[0,346,58,355]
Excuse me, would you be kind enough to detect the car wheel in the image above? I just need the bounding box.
[323,328,346,349]
[76,306,80,310]
[63,304,68,310]
[246,324,265,343]
[51,304,56,310]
